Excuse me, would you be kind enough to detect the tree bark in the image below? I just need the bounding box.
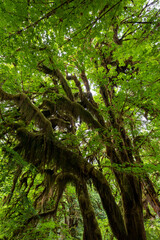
[76,178,102,240]
[120,175,147,240]
[91,169,127,240]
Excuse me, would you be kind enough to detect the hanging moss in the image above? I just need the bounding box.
[54,68,74,101]
[15,127,84,173]
[0,87,18,102]
[81,95,106,127]
[38,63,75,101]
[43,95,104,130]
[50,117,71,130]
[0,88,53,133]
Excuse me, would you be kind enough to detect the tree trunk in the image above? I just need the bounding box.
[120,175,146,240]
[91,169,127,240]
[76,178,102,240]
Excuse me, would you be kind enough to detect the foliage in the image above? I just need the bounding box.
[145,218,160,240]
[0,0,160,239]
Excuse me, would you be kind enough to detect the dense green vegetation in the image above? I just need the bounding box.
[0,0,160,239]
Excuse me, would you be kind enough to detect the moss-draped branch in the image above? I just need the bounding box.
[0,87,53,133]
[38,63,74,101]
[15,126,127,238]
[43,95,104,130]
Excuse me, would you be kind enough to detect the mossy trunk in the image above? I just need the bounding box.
[76,179,102,240]
[119,175,147,240]
[91,170,127,240]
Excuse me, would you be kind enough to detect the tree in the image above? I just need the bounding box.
[0,0,160,239]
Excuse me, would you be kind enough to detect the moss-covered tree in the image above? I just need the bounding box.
[0,0,160,239]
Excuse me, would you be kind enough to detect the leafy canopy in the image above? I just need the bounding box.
[0,0,160,239]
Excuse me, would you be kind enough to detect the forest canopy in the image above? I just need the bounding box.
[0,0,160,239]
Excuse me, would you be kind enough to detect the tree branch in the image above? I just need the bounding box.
[43,95,103,130]
[0,88,53,133]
